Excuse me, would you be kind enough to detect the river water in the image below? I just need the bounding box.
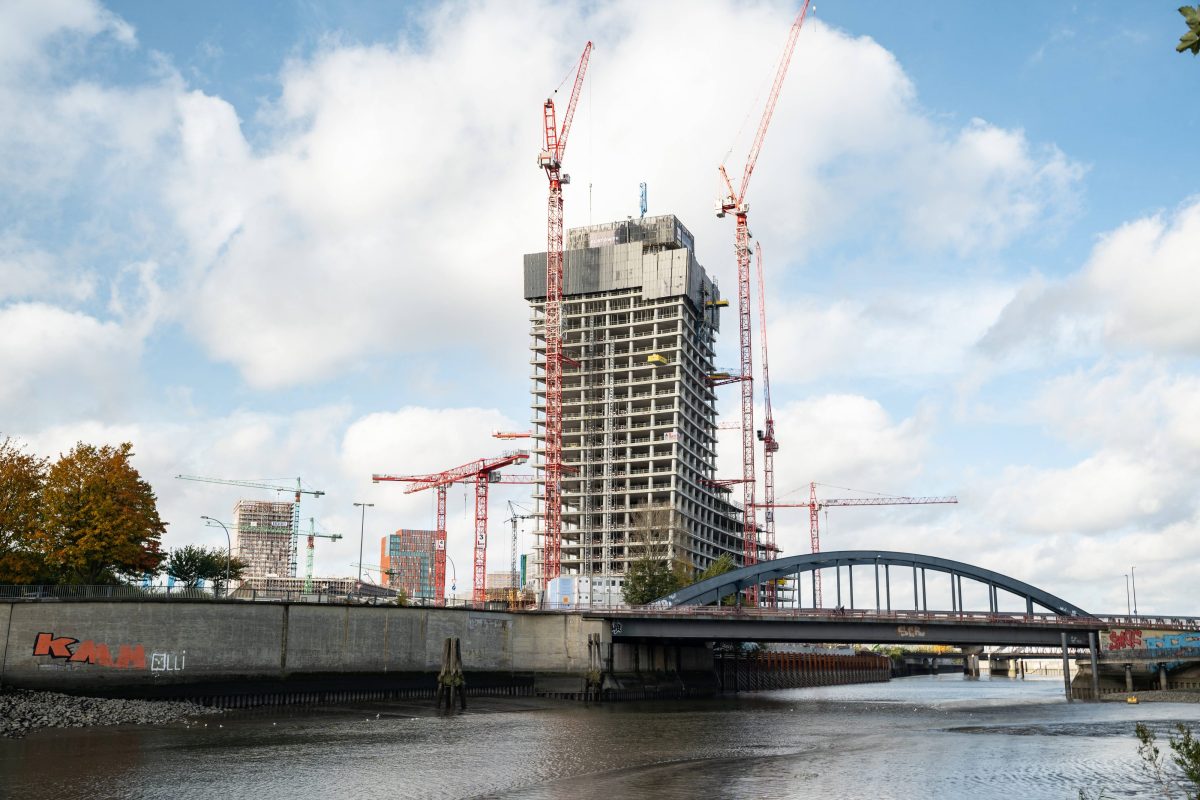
[4,675,1200,799]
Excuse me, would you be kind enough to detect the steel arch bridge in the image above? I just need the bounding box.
[658,550,1090,617]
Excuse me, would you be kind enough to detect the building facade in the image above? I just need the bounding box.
[524,214,750,602]
[231,500,296,578]
[380,529,440,603]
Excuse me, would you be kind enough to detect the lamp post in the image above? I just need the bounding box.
[1125,573,1132,616]
[445,555,458,603]
[1131,566,1138,616]
[353,502,374,589]
[200,516,231,597]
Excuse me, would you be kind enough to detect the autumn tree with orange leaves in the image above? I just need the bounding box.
[0,438,166,585]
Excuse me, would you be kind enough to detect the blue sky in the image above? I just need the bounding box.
[2,0,1198,612]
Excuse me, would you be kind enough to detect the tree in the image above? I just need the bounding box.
[165,544,245,592]
[0,437,48,582]
[621,507,690,605]
[1179,6,1200,55]
[694,553,740,605]
[37,442,166,585]
[1136,722,1200,799]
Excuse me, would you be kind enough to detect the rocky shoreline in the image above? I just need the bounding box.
[0,689,223,739]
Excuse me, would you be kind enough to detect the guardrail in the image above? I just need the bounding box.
[592,605,1200,631]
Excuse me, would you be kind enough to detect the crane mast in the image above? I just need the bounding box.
[716,1,812,602]
[538,42,592,590]
[755,241,781,605]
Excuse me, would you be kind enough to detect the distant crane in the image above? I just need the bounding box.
[760,482,958,606]
[373,452,530,605]
[492,431,533,440]
[538,40,592,588]
[299,518,342,593]
[177,474,324,578]
[505,501,537,603]
[715,1,813,601]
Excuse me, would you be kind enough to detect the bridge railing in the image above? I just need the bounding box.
[593,605,1200,630]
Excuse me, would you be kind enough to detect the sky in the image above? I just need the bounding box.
[1,0,1197,614]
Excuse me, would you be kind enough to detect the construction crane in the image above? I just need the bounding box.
[505,501,537,604]
[373,451,529,605]
[177,474,324,578]
[715,1,812,603]
[755,241,781,606]
[492,431,533,440]
[537,41,592,588]
[299,518,342,594]
[761,482,957,606]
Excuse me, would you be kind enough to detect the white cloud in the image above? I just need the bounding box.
[1085,199,1200,352]
[145,1,1083,388]
[979,198,1200,362]
[0,303,139,425]
[767,284,1014,384]
[0,0,133,71]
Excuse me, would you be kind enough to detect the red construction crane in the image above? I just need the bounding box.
[755,241,783,606]
[715,1,812,601]
[373,452,529,605]
[538,41,592,588]
[762,482,958,606]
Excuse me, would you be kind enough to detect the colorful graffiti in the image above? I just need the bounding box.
[32,632,145,670]
[1104,628,1200,653]
[1106,629,1143,650]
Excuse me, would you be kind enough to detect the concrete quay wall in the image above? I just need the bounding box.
[0,601,608,696]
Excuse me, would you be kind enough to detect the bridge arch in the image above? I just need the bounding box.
[659,550,1089,617]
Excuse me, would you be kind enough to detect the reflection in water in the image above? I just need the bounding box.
[2,676,1198,800]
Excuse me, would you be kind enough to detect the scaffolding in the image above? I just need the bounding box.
[524,214,750,599]
[231,500,296,578]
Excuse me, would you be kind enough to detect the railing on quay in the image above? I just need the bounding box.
[0,584,512,609]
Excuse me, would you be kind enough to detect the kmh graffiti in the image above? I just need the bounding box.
[32,632,145,670]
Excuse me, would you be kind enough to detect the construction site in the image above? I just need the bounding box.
[180,1,952,609]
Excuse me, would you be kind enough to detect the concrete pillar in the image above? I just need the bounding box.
[1160,664,1168,691]
[1089,632,1100,701]
[1061,632,1073,703]
[1125,664,1134,692]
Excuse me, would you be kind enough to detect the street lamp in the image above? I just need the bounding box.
[200,515,231,597]
[353,502,374,587]
[445,555,458,604]
[1131,566,1139,616]
[1125,573,1131,616]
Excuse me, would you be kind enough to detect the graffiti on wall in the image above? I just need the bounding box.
[31,632,187,673]
[33,632,145,669]
[1104,628,1200,653]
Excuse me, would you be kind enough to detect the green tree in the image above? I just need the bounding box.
[693,553,741,605]
[1179,6,1200,55]
[165,544,245,592]
[37,442,166,584]
[621,507,690,605]
[1135,722,1200,799]
[0,437,48,583]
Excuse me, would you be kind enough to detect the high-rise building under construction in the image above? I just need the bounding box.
[524,214,751,601]
[232,500,296,578]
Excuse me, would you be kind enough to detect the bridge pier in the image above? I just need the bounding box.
[1089,632,1100,701]
[1061,633,1073,703]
